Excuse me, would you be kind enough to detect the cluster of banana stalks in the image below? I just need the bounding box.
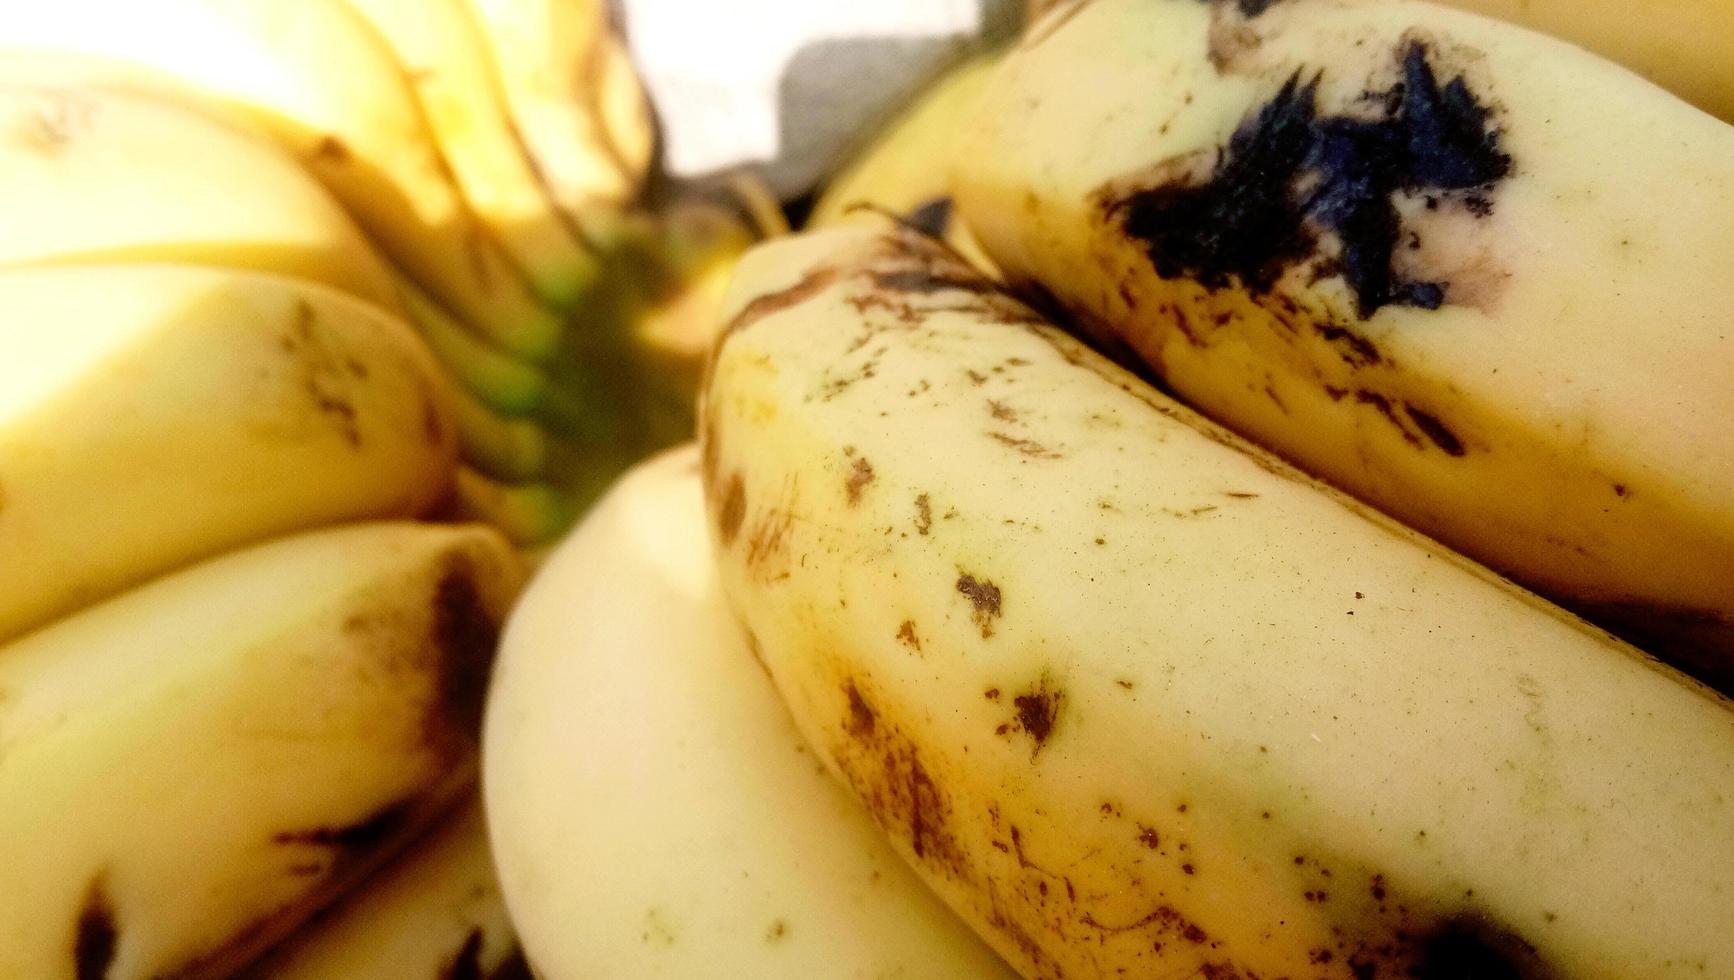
[5,0,1734,978]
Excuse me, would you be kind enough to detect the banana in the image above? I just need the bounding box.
[336,0,600,311]
[700,224,1734,979]
[463,0,655,226]
[0,4,565,360]
[0,83,397,310]
[1438,0,1734,122]
[482,445,1016,978]
[809,54,1001,274]
[0,263,457,642]
[246,798,520,980]
[0,79,553,416]
[452,384,548,482]
[0,520,523,979]
[952,0,1734,683]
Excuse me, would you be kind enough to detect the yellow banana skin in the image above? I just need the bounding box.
[0,521,523,980]
[953,0,1734,682]
[336,0,600,312]
[1440,0,1734,122]
[0,264,458,642]
[0,3,565,360]
[483,446,1015,979]
[246,798,519,980]
[463,0,655,224]
[701,225,1734,979]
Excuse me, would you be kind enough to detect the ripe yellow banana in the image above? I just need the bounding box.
[0,3,565,360]
[337,0,601,311]
[483,445,1016,978]
[1438,0,1734,122]
[0,83,397,309]
[0,263,457,642]
[0,78,553,416]
[0,521,522,979]
[810,54,1001,274]
[246,798,520,979]
[463,0,656,223]
[953,0,1734,682]
[702,224,1734,979]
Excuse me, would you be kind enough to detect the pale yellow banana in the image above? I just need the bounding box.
[1440,0,1734,121]
[246,798,519,980]
[0,263,457,641]
[463,0,655,227]
[0,521,522,979]
[337,0,600,311]
[0,78,552,414]
[0,3,565,359]
[0,83,397,309]
[954,0,1734,681]
[483,445,1016,978]
[702,224,1734,979]
[810,53,1000,273]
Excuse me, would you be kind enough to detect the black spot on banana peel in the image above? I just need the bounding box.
[1102,40,1509,320]
[958,0,1734,679]
[430,555,498,744]
[73,874,117,980]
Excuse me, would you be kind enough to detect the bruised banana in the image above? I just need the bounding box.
[809,53,1001,274]
[337,0,599,311]
[0,263,457,642]
[482,445,1015,978]
[0,3,564,359]
[0,81,546,417]
[0,521,523,979]
[246,798,519,980]
[953,0,1734,682]
[463,0,655,223]
[701,224,1734,979]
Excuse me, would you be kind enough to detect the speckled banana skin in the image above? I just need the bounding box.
[701,223,1734,979]
[954,0,1734,684]
[0,522,522,980]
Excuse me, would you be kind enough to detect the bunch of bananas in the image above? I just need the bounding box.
[4,0,1734,977]
[487,1,1734,978]
[0,0,769,973]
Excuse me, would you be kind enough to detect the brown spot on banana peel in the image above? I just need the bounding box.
[914,493,933,535]
[844,455,875,504]
[835,680,969,877]
[716,472,748,544]
[722,266,842,338]
[74,874,117,980]
[430,555,500,745]
[273,797,418,853]
[956,574,1003,638]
